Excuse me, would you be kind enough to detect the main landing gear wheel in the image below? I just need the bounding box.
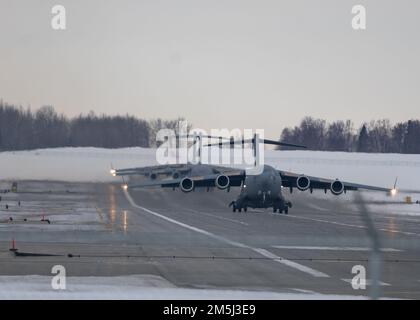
[244,207,247,212]
[273,206,289,214]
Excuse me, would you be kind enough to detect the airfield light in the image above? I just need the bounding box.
[122,184,128,190]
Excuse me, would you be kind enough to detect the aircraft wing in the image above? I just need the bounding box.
[127,170,245,189]
[279,170,392,193]
[114,163,237,177]
[114,164,191,177]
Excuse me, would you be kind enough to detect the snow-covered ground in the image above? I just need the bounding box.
[0,147,156,182]
[1,147,419,188]
[0,275,374,300]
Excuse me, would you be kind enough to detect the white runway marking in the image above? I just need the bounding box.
[284,214,420,237]
[184,208,249,226]
[253,248,329,278]
[124,190,329,278]
[271,246,401,252]
[305,203,329,212]
[124,190,247,249]
[341,279,391,286]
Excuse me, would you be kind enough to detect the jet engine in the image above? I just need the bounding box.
[172,171,180,179]
[180,177,194,192]
[296,175,311,191]
[330,179,345,195]
[149,172,157,180]
[215,175,230,190]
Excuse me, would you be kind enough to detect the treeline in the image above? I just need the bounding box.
[2,102,419,154]
[0,101,185,151]
[279,117,420,154]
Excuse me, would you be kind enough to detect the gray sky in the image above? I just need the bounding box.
[0,0,419,138]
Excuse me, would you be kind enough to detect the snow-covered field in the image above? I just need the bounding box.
[1,147,419,189]
[0,275,373,300]
[1,147,419,216]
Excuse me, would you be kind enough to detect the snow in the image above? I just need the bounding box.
[0,147,156,182]
[0,275,375,300]
[0,147,419,215]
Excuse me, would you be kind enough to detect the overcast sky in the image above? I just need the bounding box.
[0,0,419,138]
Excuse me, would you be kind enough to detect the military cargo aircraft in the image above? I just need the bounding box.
[112,134,395,214]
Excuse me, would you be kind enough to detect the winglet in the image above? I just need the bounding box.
[390,177,398,196]
[393,177,398,190]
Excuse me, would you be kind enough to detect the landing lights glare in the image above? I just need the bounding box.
[110,169,116,176]
[390,188,398,197]
[122,184,128,190]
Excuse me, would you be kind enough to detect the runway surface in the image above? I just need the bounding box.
[0,181,419,299]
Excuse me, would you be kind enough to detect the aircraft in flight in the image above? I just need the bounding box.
[111,134,396,214]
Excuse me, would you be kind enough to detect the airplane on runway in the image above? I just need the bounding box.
[111,134,396,214]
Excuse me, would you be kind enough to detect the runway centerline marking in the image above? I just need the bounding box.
[271,246,401,252]
[124,190,329,278]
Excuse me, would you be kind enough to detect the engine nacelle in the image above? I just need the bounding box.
[330,179,345,195]
[172,171,180,179]
[149,172,157,180]
[215,175,230,190]
[296,175,311,191]
[180,177,194,192]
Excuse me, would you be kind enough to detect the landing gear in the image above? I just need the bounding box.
[232,203,237,212]
[273,203,290,214]
[232,205,242,212]
[230,201,246,213]
[230,201,237,212]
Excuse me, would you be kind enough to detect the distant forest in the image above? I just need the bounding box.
[0,101,183,150]
[279,117,420,154]
[1,101,419,153]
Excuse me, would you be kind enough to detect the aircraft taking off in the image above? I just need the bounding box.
[112,134,396,214]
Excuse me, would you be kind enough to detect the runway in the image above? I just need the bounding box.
[1,181,419,299]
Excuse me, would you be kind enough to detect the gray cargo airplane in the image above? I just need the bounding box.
[112,134,396,214]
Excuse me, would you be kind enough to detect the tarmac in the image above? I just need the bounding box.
[0,180,419,299]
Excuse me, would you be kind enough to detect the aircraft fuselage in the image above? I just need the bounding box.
[233,165,289,212]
